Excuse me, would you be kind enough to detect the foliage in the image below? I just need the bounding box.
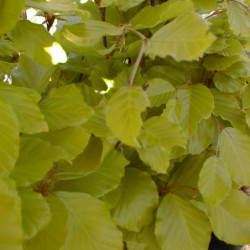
[0,0,250,249]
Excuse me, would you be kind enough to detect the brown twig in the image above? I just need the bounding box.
[212,114,221,157]
[161,184,200,196]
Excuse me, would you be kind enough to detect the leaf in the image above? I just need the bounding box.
[219,128,250,186]
[226,0,250,37]
[146,13,215,61]
[192,0,216,9]
[12,54,55,94]
[162,99,183,124]
[137,146,171,174]
[242,84,250,127]
[0,0,25,35]
[130,0,193,30]
[225,60,250,78]
[0,92,19,178]
[206,189,250,245]
[56,136,103,179]
[106,86,149,147]
[213,72,245,93]
[11,137,63,186]
[203,54,240,71]
[82,104,112,138]
[24,195,68,250]
[39,84,93,130]
[155,194,212,250]
[0,178,22,250]
[0,85,48,134]
[198,156,232,206]
[11,20,57,66]
[139,116,186,148]
[187,117,216,155]
[56,150,128,197]
[61,20,122,48]
[178,84,214,136]
[145,78,175,107]
[57,191,123,250]
[108,168,158,232]
[114,0,145,11]
[36,127,90,161]
[0,38,19,57]
[217,39,243,57]
[211,89,245,130]
[18,188,51,240]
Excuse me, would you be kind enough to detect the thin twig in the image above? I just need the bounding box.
[204,9,226,19]
[201,68,207,84]
[128,40,146,86]
[212,114,221,157]
[161,185,200,196]
[125,28,148,86]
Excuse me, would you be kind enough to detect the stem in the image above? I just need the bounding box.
[204,9,226,19]
[201,68,207,84]
[128,40,146,86]
[161,185,200,196]
[229,0,250,11]
[212,114,221,157]
[125,28,148,87]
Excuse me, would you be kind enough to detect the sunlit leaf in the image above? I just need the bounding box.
[106,86,149,147]
[146,13,215,61]
[57,191,123,250]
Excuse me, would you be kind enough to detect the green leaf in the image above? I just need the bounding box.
[162,99,183,124]
[36,127,90,162]
[226,0,250,37]
[18,188,51,240]
[39,84,93,130]
[198,156,232,205]
[11,20,59,66]
[0,92,19,178]
[106,86,149,147]
[130,0,193,30]
[82,104,112,138]
[192,0,216,9]
[12,54,55,94]
[206,189,250,245]
[203,54,240,71]
[219,128,250,186]
[61,20,122,48]
[178,84,214,136]
[0,38,19,57]
[211,89,245,130]
[11,137,63,186]
[0,85,48,134]
[146,13,215,61]
[0,178,22,250]
[24,195,68,250]
[187,117,216,155]
[139,116,186,148]
[56,136,103,179]
[112,0,145,11]
[56,150,128,197]
[24,196,68,250]
[217,39,243,57]
[0,0,25,35]
[225,60,250,78]
[137,146,171,174]
[108,168,158,232]
[242,84,250,127]
[155,194,212,250]
[213,72,245,93]
[57,191,123,250]
[145,78,175,107]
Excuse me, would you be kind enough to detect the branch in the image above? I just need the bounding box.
[212,114,221,157]
[204,9,226,19]
[161,185,200,196]
[125,28,148,87]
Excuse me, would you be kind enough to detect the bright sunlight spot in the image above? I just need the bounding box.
[100,79,115,94]
[44,42,68,65]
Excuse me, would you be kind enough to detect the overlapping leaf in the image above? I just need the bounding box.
[155,194,212,250]
[146,13,215,61]
[57,192,123,250]
[106,86,149,147]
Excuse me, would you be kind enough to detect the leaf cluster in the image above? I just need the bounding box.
[0,0,250,249]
